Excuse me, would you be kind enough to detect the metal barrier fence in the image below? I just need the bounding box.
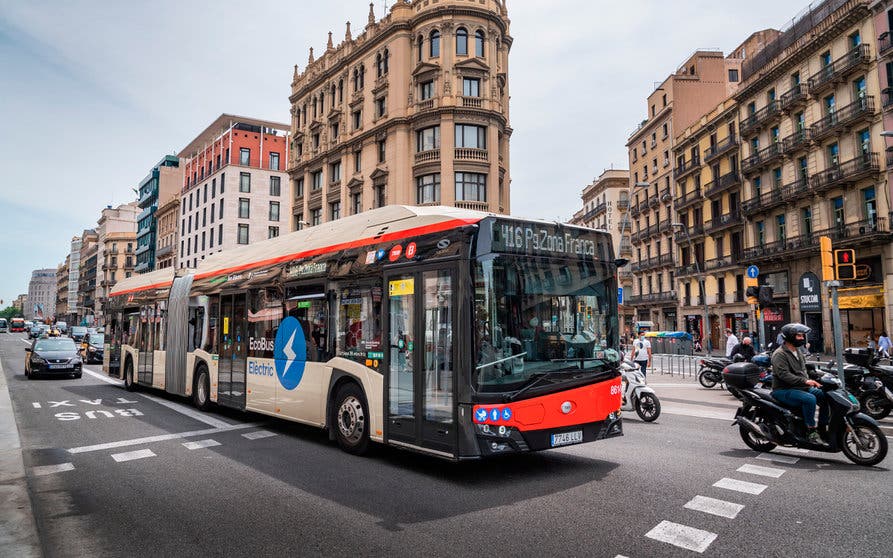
[648,353,700,378]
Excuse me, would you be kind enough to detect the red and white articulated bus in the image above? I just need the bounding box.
[106,205,623,460]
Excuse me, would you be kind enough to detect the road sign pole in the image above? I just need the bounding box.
[827,280,846,393]
[757,308,766,353]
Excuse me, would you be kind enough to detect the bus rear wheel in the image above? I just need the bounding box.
[124,359,136,392]
[334,383,370,455]
[193,365,211,411]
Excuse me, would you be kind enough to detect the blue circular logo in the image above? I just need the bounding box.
[502,408,513,421]
[489,408,501,422]
[274,316,307,390]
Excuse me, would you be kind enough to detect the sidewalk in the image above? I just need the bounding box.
[0,356,41,557]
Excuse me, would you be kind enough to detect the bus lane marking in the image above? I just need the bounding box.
[67,422,264,454]
[683,495,745,519]
[645,520,717,553]
[111,449,155,463]
[713,477,767,495]
[737,463,785,478]
[32,402,41,408]
[242,430,277,440]
[183,439,220,450]
[32,463,75,476]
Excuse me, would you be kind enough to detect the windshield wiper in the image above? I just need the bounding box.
[507,372,564,402]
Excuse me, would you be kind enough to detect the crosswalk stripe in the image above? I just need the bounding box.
[684,495,745,519]
[645,520,717,553]
[756,452,799,464]
[111,449,156,463]
[32,463,75,476]
[182,439,221,450]
[713,477,768,495]
[242,430,277,440]
[738,463,785,478]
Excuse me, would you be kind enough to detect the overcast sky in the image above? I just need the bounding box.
[0,0,791,307]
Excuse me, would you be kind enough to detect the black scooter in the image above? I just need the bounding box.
[724,362,888,467]
[697,356,733,388]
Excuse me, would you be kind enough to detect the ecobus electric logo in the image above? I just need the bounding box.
[274,316,307,390]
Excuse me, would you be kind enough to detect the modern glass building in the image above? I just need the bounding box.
[135,155,182,273]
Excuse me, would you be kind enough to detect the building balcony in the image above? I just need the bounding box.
[705,172,741,198]
[705,255,741,273]
[814,216,893,247]
[810,97,875,142]
[880,32,893,58]
[617,198,630,211]
[657,220,673,236]
[660,187,672,204]
[674,223,704,243]
[781,128,812,155]
[414,150,440,164]
[134,243,151,257]
[740,101,781,138]
[780,176,810,203]
[743,233,821,263]
[705,211,743,235]
[626,291,677,306]
[454,200,489,211]
[810,153,880,195]
[674,187,702,211]
[779,83,808,113]
[883,88,893,112]
[416,98,437,112]
[675,261,705,278]
[807,44,871,97]
[648,196,660,209]
[741,142,783,175]
[593,201,607,216]
[460,96,483,108]
[454,148,488,161]
[155,244,173,258]
[630,203,641,218]
[704,134,739,163]
[741,187,784,216]
[673,157,701,180]
[618,267,633,281]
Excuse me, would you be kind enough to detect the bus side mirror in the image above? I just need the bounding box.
[614,258,629,268]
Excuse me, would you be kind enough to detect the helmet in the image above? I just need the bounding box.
[752,354,771,368]
[780,323,811,347]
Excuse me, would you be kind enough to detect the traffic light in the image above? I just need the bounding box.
[758,285,774,309]
[834,249,856,280]
[745,286,759,305]
[819,236,834,282]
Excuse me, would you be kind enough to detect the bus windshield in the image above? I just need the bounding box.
[473,255,619,393]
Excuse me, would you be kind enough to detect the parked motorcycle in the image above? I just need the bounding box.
[697,356,732,389]
[723,361,887,467]
[843,348,893,420]
[620,359,661,422]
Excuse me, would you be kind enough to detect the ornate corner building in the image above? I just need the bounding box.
[288,0,512,229]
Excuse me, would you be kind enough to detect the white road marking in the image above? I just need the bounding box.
[645,520,717,553]
[82,367,232,428]
[713,477,768,495]
[32,402,41,408]
[182,439,221,450]
[111,449,156,462]
[781,447,810,454]
[242,430,277,440]
[67,422,263,454]
[82,367,122,385]
[756,452,800,464]
[738,463,786,478]
[683,495,745,519]
[660,404,732,421]
[32,463,75,476]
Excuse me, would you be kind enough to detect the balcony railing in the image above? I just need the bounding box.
[618,240,632,256]
[593,202,607,216]
[780,83,808,112]
[617,198,630,210]
[460,96,483,108]
[740,101,781,137]
[807,44,871,95]
[781,128,812,154]
[454,200,489,211]
[625,291,677,306]
[741,187,783,215]
[704,134,739,162]
[454,148,488,161]
[660,187,672,203]
[674,223,704,243]
[884,88,893,111]
[673,157,701,180]
[780,176,810,202]
[741,142,783,174]
[880,32,893,57]
[810,153,879,194]
[813,216,892,245]
[704,255,740,272]
[705,172,741,197]
[415,150,440,164]
[630,203,641,218]
[705,211,743,234]
[743,233,821,262]
[810,97,875,141]
[674,187,702,210]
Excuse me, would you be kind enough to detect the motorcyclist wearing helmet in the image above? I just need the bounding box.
[771,323,829,445]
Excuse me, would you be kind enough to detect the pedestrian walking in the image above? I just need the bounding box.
[725,328,739,358]
[633,331,652,377]
[877,331,891,358]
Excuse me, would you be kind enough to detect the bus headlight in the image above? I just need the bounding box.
[475,423,514,438]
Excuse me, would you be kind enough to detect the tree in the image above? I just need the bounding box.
[0,306,23,320]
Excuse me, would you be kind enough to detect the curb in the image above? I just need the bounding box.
[0,350,42,557]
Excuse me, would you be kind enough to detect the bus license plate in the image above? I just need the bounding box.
[550,430,583,447]
[49,364,70,370]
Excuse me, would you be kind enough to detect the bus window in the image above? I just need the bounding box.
[188,306,204,352]
[207,296,218,353]
[285,285,328,362]
[335,284,383,369]
[248,287,282,359]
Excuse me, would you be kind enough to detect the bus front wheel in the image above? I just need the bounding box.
[333,383,370,456]
[124,359,136,392]
[193,365,211,411]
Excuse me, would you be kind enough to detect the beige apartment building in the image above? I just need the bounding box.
[178,115,291,269]
[570,169,633,335]
[673,98,750,349]
[736,0,892,350]
[95,203,138,326]
[155,195,180,270]
[288,0,512,227]
[626,48,760,333]
[76,229,98,325]
[55,256,70,320]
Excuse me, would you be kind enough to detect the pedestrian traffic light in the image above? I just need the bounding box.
[758,285,774,309]
[819,236,834,282]
[834,249,856,280]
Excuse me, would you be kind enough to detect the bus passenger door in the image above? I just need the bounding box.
[138,305,153,385]
[218,295,233,404]
[385,266,456,456]
[218,293,246,409]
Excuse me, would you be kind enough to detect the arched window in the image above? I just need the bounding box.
[338,79,343,103]
[352,69,358,92]
[475,30,485,57]
[376,53,383,78]
[456,27,468,56]
[383,48,389,74]
[417,35,423,61]
[429,29,440,58]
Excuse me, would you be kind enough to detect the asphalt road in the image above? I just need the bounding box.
[2,333,891,557]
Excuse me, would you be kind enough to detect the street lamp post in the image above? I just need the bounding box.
[672,222,712,353]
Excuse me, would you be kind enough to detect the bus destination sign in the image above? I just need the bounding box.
[491,220,597,258]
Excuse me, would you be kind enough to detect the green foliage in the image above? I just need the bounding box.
[0,306,23,320]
